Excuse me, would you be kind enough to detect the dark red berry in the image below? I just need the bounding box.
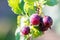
[30,14,42,25]
[39,23,48,31]
[43,16,53,27]
[21,26,30,35]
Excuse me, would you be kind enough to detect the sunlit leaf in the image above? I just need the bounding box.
[24,3,36,16]
[30,26,43,38]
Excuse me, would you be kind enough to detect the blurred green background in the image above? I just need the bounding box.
[0,0,60,40]
[0,0,17,40]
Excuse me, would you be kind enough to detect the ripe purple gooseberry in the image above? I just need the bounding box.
[21,26,30,35]
[43,16,53,27]
[30,14,42,25]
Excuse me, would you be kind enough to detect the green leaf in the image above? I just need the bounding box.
[19,0,24,10]
[8,0,19,8]
[19,0,25,14]
[45,0,58,6]
[15,32,20,40]
[24,35,29,40]
[24,0,39,3]
[8,0,25,15]
[30,26,43,38]
[17,15,22,26]
[24,3,36,16]
[12,7,22,14]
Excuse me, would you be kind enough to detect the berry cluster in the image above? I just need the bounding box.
[21,13,53,36]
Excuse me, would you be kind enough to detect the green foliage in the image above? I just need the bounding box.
[30,26,43,38]
[8,0,38,15]
[19,0,24,11]
[8,0,58,15]
[8,0,19,8]
[8,0,25,15]
[24,0,39,3]
[19,0,25,14]
[17,15,21,26]
[24,3,36,16]
[12,7,22,14]
[45,0,58,6]
[15,31,29,40]
[24,35,30,40]
[15,32,20,40]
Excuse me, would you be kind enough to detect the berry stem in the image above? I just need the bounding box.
[36,2,43,16]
